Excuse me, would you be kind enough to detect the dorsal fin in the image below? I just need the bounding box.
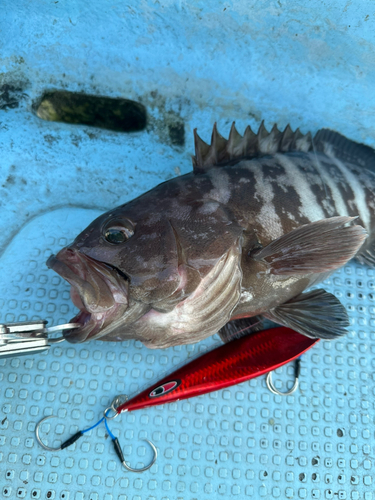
[313,128,375,170]
[192,121,314,173]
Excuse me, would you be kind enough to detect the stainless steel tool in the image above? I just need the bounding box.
[0,321,80,358]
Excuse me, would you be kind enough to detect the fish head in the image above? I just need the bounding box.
[47,196,189,342]
[48,173,245,344]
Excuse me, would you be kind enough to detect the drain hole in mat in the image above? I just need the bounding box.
[34,90,147,132]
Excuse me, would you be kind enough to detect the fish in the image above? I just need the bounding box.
[47,122,374,347]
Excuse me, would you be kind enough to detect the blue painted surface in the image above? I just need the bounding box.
[1,1,375,499]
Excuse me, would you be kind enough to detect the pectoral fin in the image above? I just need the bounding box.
[263,289,349,339]
[251,216,367,275]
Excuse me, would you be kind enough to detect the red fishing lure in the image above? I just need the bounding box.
[116,326,318,414]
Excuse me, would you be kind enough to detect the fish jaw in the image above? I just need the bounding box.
[47,248,129,343]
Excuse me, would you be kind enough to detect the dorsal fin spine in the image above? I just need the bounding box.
[227,122,243,159]
[192,121,313,173]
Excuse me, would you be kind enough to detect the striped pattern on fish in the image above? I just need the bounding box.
[46,122,374,347]
[202,150,375,241]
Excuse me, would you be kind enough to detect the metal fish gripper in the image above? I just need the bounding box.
[0,321,80,358]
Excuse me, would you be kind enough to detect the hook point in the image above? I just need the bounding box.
[266,368,299,396]
[121,439,158,473]
[35,415,62,451]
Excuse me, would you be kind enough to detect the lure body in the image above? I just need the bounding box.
[116,327,318,413]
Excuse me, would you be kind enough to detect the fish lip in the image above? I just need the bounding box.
[47,248,129,342]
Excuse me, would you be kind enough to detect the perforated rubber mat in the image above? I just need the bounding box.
[0,208,374,499]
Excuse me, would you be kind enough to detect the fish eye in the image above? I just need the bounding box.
[103,221,134,245]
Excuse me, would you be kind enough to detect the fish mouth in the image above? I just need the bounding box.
[47,248,129,343]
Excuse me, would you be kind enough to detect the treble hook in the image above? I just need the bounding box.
[266,357,301,396]
[35,396,157,473]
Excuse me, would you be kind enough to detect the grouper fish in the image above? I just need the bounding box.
[47,122,374,347]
